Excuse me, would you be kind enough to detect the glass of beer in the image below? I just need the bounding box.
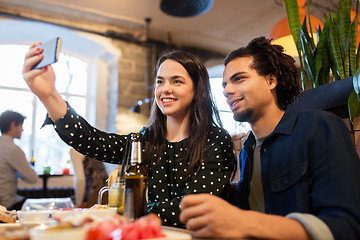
[98,179,125,215]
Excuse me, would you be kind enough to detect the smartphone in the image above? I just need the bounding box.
[32,37,62,69]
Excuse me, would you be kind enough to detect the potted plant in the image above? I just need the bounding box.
[283,0,360,155]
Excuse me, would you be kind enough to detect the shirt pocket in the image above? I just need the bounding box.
[270,162,307,193]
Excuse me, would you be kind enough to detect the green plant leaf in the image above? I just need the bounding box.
[300,17,316,86]
[301,16,315,50]
[356,44,360,70]
[350,0,359,75]
[328,14,346,79]
[315,21,331,86]
[301,37,315,85]
[284,0,302,55]
[348,90,360,123]
[284,0,307,88]
[354,68,360,98]
[338,0,352,53]
[344,46,351,77]
[349,18,358,75]
[337,0,351,78]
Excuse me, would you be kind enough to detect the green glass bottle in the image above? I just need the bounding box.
[124,133,148,221]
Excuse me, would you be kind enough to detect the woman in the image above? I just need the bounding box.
[22,44,236,227]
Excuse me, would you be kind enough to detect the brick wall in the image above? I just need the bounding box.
[112,40,150,111]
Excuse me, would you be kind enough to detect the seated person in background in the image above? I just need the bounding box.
[0,110,37,210]
[70,148,108,208]
[180,37,360,240]
[23,47,236,227]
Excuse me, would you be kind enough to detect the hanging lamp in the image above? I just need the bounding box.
[160,0,213,17]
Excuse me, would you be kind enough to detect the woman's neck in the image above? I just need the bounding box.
[166,113,190,142]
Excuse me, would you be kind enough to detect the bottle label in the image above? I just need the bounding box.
[130,142,142,164]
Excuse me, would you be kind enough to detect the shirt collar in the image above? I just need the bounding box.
[271,105,298,136]
[243,105,298,148]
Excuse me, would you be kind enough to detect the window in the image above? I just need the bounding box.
[0,19,120,176]
[0,44,88,174]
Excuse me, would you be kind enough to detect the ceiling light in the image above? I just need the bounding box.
[160,0,213,17]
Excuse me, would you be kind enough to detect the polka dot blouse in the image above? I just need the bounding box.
[44,103,236,228]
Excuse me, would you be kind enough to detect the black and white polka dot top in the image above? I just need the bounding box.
[45,103,236,228]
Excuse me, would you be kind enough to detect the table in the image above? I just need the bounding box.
[161,226,252,240]
[38,174,64,197]
[0,221,248,240]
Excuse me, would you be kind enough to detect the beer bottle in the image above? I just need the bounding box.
[124,133,148,221]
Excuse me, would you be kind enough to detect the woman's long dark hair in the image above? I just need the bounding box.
[143,50,227,181]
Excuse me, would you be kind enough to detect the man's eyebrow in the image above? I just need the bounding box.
[222,72,246,88]
[229,72,245,81]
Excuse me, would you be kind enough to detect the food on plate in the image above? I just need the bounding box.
[89,204,110,210]
[0,205,17,223]
[87,213,166,240]
[51,211,98,228]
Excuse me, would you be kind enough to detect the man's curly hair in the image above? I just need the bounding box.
[224,36,302,110]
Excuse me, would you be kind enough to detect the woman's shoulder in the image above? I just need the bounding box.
[207,126,232,142]
[208,125,231,136]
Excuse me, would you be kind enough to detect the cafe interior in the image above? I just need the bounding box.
[0,0,359,239]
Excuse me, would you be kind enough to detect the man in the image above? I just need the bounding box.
[0,110,37,210]
[179,37,360,240]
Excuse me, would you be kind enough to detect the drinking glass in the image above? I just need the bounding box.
[98,179,125,214]
[21,198,74,211]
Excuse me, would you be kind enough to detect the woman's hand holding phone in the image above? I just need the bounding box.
[22,38,68,122]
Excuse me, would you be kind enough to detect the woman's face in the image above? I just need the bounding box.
[155,59,195,120]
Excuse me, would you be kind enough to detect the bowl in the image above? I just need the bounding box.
[21,198,74,211]
[50,208,83,221]
[17,210,52,228]
[83,207,117,220]
[51,207,117,222]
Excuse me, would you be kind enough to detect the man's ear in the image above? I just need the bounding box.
[267,74,278,90]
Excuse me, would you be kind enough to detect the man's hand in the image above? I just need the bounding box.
[180,194,311,240]
[179,194,248,239]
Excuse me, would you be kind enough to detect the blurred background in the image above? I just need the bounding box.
[0,0,349,174]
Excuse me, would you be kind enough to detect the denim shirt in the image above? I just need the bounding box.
[237,106,360,240]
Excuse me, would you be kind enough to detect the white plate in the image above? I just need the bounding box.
[30,227,86,240]
[0,222,22,229]
[151,226,192,240]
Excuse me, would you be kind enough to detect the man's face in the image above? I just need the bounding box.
[222,56,276,124]
[12,122,23,139]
